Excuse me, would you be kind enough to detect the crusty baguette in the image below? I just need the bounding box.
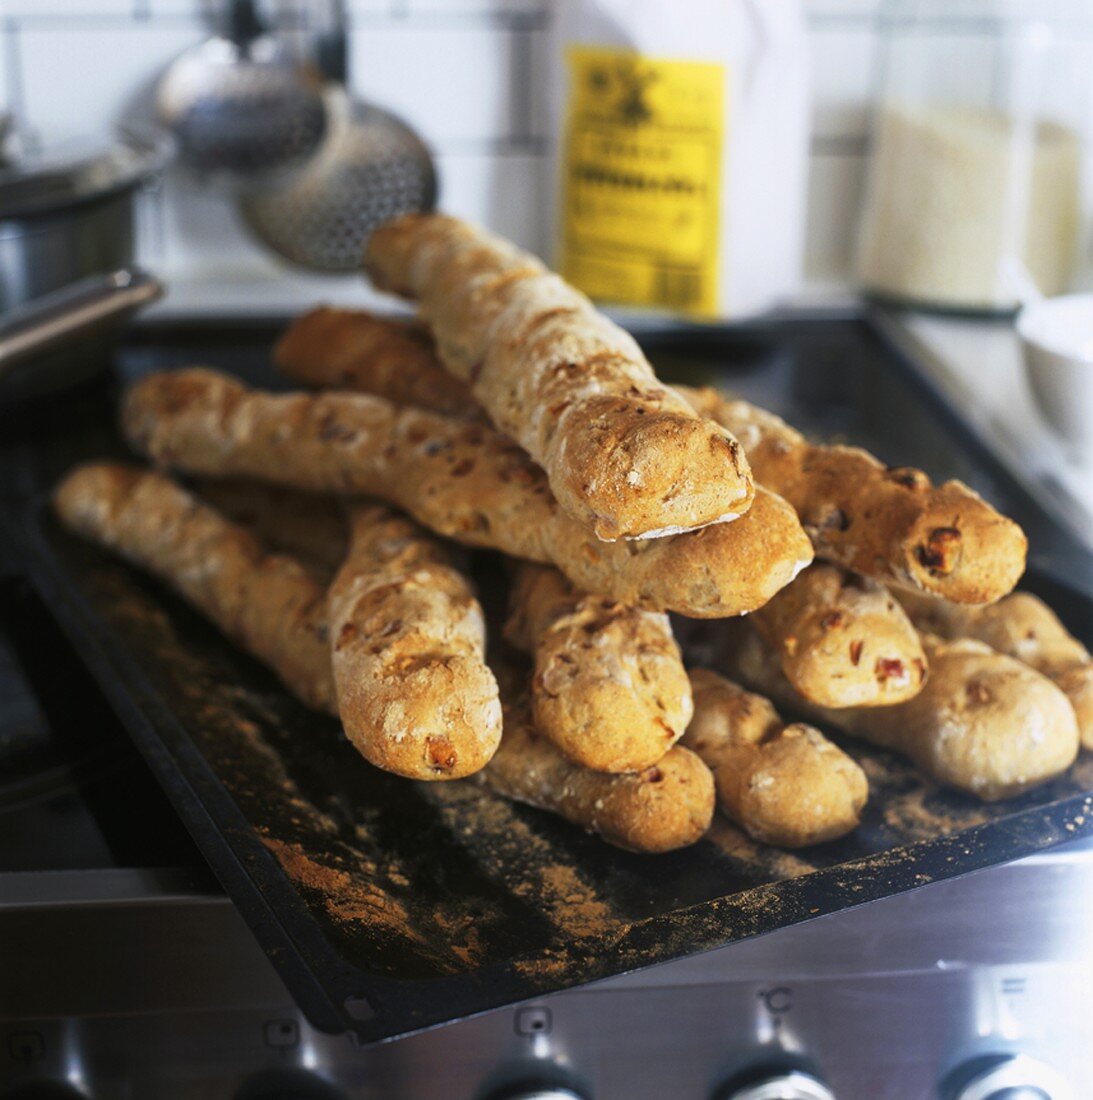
[750,564,927,708]
[677,386,1027,605]
[123,369,813,618]
[193,479,348,581]
[683,669,867,847]
[897,589,1093,749]
[53,462,335,712]
[55,463,707,847]
[328,504,501,780]
[505,563,692,773]
[725,625,1079,801]
[275,306,480,419]
[481,684,715,853]
[365,213,754,541]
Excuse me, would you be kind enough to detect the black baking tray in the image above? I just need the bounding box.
[2,307,1092,1046]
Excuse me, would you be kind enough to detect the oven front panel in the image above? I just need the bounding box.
[3,843,1092,1100]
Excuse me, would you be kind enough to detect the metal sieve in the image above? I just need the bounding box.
[237,87,437,272]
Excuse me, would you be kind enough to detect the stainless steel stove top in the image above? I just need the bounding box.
[3,839,1092,1099]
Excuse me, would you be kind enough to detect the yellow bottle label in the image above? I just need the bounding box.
[559,45,726,317]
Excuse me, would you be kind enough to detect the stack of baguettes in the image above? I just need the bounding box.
[53,214,1090,855]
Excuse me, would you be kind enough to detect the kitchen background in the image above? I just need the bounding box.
[0,0,877,314]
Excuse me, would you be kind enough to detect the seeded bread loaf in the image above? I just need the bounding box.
[53,462,335,712]
[328,504,501,779]
[505,563,692,773]
[481,683,715,853]
[683,669,867,847]
[750,564,927,708]
[678,386,1027,604]
[275,306,479,419]
[365,213,754,541]
[123,369,813,617]
[725,625,1078,801]
[56,463,711,847]
[897,589,1093,749]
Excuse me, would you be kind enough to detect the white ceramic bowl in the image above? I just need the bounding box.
[1017,293,1093,462]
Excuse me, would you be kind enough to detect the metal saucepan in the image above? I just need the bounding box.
[0,132,167,311]
[0,132,168,402]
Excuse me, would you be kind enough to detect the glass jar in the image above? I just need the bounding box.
[856,0,1093,312]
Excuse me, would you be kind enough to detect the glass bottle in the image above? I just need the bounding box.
[856,0,1092,312]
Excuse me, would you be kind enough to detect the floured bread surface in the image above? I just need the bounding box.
[679,385,1027,604]
[481,681,715,853]
[365,213,754,541]
[751,564,927,708]
[328,504,501,780]
[506,563,692,773]
[53,462,335,712]
[726,625,1078,801]
[275,306,480,420]
[898,588,1093,749]
[122,368,812,617]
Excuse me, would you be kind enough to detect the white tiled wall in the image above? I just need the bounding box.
[0,0,880,313]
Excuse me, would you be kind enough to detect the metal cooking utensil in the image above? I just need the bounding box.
[156,0,327,188]
[0,268,163,403]
[238,87,437,271]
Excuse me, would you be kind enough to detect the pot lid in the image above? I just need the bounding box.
[0,131,170,221]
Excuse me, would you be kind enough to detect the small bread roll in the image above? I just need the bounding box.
[726,625,1079,801]
[897,589,1093,749]
[751,564,927,708]
[505,563,692,773]
[683,669,867,847]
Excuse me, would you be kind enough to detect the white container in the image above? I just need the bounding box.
[1018,294,1093,462]
[545,0,810,321]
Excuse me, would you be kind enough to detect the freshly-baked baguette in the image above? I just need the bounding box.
[365,213,754,542]
[481,685,715,853]
[53,462,335,712]
[505,563,693,773]
[328,504,501,780]
[683,669,867,847]
[897,589,1093,749]
[725,625,1078,801]
[275,306,480,419]
[750,564,927,708]
[677,386,1027,605]
[123,369,813,617]
[55,464,707,847]
[193,479,348,581]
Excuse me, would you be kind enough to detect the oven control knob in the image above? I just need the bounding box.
[944,1054,1072,1100]
[718,1070,835,1100]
